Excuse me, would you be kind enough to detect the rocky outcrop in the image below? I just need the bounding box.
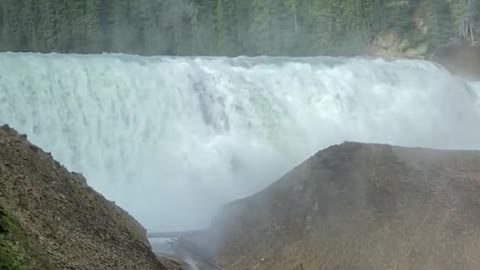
[367,4,431,60]
[0,125,167,270]
[209,142,480,270]
[368,31,480,80]
[432,44,480,80]
[369,31,429,59]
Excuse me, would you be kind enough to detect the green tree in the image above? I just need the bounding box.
[2,0,25,50]
[286,0,299,32]
[85,0,103,52]
[37,0,57,51]
[70,0,87,52]
[249,0,274,55]
[450,0,477,43]
[21,0,39,51]
[428,0,455,49]
[305,0,335,54]
[0,0,476,56]
[215,0,227,53]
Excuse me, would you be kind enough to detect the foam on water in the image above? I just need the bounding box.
[0,52,479,231]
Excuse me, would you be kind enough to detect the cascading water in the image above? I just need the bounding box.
[1,52,479,231]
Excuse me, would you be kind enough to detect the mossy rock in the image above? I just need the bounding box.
[0,208,51,270]
[0,209,26,270]
[0,240,25,270]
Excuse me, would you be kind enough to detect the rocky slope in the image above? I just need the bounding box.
[0,125,168,270]
[209,142,480,270]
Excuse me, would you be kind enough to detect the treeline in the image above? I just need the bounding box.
[0,0,479,56]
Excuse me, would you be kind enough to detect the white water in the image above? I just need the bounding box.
[0,52,479,231]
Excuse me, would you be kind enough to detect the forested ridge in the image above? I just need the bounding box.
[0,0,479,56]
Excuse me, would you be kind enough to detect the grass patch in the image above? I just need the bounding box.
[0,208,26,270]
[0,208,51,270]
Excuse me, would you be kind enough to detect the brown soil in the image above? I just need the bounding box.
[0,125,169,270]
[208,142,480,270]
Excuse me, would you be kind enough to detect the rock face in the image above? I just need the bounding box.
[210,142,480,270]
[368,31,429,59]
[0,125,166,270]
[432,44,480,80]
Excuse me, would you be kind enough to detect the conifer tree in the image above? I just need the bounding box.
[0,0,478,56]
[428,0,454,49]
[85,0,103,52]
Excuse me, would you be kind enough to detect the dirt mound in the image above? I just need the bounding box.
[209,142,480,270]
[0,125,167,270]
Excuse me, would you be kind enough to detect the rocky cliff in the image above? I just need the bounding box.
[210,142,480,270]
[431,44,480,80]
[0,125,168,270]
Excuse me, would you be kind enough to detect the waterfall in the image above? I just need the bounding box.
[1,52,479,231]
